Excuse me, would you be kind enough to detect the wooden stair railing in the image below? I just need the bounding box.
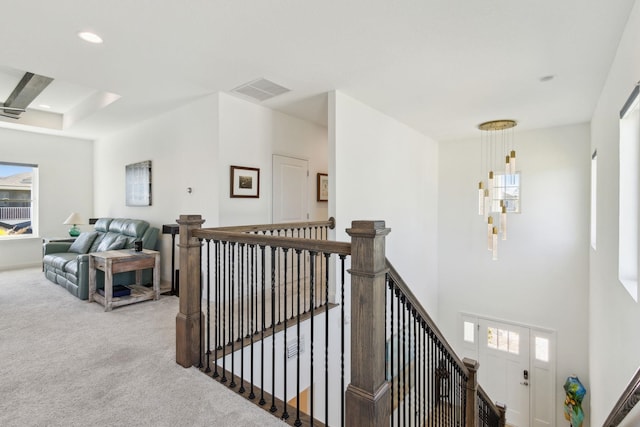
[385,261,506,427]
[603,366,640,426]
[175,216,504,427]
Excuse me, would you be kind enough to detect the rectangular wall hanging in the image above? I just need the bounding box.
[230,165,260,198]
[125,160,152,206]
[317,173,328,202]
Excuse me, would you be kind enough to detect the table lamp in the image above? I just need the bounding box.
[63,212,83,237]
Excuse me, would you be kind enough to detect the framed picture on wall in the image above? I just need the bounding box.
[230,165,260,198]
[317,173,328,202]
[125,160,152,206]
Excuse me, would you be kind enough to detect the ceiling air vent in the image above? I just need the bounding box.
[232,78,290,102]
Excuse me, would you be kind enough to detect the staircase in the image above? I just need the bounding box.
[174,215,506,427]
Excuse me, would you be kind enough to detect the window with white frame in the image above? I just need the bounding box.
[491,172,521,213]
[619,83,639,301]
[0,162,37,238]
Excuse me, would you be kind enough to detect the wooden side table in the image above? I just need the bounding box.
[88,249,160,311]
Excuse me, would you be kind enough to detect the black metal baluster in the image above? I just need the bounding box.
[402,295,406,425]
[221,241,227,383]
[249,244,256,400]
[422,320,426,426]
[259,245,266,406]
[197,238,203,369]
[270,246,277,413]
[309,250,317,425]
[395,287,401,427]
[282,248,289,420]
[276,231,282,326]
[294,249,302,427]
[239,243,246,394]
[213,240,220,379]
[417,316,421,426]
[448,356,452,426]
[289,239,294,321]
[389,277,394,427]
[411,309,420,425]
[324,252,330,425]
[205,239,211,374]
[340,254,346,427]
[229,242,237,388]
[303,246,307,314]
[407,304,412,424]
[430,331,435,427]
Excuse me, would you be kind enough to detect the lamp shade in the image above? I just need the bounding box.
[63,213,83,237]
[63,212,83,225]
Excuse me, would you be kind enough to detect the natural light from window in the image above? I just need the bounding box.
[487,326,520,355]
[491,172,521,213]
[463,321,475,343]
[535,336,550,362]
[0,162,37,238]
[619,85,639,301]
[591,150,597,250]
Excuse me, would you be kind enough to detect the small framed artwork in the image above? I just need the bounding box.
[317,173,328,202]
[230,165,260,198]
[125,160,152,206]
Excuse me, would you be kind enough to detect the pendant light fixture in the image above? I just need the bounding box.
[477,119,518,260]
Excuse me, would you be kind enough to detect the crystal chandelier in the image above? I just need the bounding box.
[477,119,518,260]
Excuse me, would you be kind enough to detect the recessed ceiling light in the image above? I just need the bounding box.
[78,31,103,44]
[38,104,51,109]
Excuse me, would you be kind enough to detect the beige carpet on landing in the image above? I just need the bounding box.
[0,267,286,427]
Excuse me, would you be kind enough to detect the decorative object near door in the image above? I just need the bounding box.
[230,165,260,198]
[563,376,586,427]
[125,160,152,206]
[317,173,328,201]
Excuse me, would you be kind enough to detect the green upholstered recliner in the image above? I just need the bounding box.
[43,218,159,300]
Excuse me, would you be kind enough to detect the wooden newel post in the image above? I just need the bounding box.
[463,358,480,427]
[345,220,391,427]
[497,402,507,427]
[175,214,205,368]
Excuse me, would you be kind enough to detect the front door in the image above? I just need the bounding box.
[478,319,531,426]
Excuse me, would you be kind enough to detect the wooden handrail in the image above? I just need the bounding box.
[478,385,503,419]
[191,217,348,256]
[206,217,335,233]
[386,259,470,378]
[192,229,351,256]
[603,366,640,426]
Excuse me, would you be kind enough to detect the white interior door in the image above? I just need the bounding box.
[478,319,531,427]
[272,155,308,223]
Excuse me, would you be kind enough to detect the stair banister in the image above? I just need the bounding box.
[176,214,205,368]
[345,220,392,427]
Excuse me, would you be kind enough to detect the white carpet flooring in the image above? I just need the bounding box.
[0,267,286,427]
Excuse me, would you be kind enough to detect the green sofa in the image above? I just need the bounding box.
[43,218,159,300]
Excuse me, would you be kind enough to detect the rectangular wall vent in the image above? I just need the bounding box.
[232,78,290,102]
[287,335,305,359]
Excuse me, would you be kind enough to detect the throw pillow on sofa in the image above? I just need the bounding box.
[68,232,99,254]
[96,234,128,252]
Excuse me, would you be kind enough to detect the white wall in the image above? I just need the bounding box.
[94,94,220,280]
[0,127,93,270]
[590,0,640,424]
[93,92,328,282]
[329,90,439,316]
[218,93,328,226]
[438,123,590,426]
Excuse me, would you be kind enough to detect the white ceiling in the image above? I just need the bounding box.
[0,0,636,141]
